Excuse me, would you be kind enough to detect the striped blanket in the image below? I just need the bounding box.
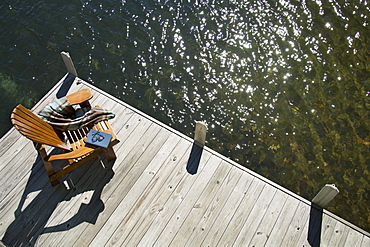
[38,96,115,131]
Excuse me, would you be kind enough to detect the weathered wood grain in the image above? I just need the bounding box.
[183,167,244,246]
[0,75,369,247]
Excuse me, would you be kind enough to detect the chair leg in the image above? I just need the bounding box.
[50,178,60,186]
[34,143,55,175]
[34,143,60,186]
[44,159,60,186]
[104,145,117,162]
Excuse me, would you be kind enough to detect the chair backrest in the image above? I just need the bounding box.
[11,104,70,151]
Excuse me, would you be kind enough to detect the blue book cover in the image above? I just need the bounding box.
[85,129,112,148]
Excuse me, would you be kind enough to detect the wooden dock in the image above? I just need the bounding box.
[1,74,369,246]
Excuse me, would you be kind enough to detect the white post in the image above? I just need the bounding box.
[312,184,339,207]
[194,121,208,146]
[61,51,78,77]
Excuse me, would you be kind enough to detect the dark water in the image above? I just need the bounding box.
[1,0,369,231]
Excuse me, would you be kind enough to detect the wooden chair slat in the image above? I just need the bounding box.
[12,118,62,142]
[12,111,54,135]
[13,105,55,131]
[11,106,70,150]
[48,146,96,161]
[12,105,56,135]
[12,127,67,150]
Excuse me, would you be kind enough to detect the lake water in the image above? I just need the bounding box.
[1,0,369,231]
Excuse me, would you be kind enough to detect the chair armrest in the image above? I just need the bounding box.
[66,88,93,105]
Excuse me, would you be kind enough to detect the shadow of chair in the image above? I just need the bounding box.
[1,151,115,247]
[2,82,119,246]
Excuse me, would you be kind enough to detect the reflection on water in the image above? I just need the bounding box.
[1,0,369,231]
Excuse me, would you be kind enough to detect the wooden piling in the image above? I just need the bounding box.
[61,51,78,77]
[312,184,339,207]
[194,121,207,146]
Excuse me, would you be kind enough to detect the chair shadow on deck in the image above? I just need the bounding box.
[2,148,115,247]
[186,142,204,175]
[307,204,323,247]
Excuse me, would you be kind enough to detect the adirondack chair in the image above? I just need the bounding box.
[11,88,119,186]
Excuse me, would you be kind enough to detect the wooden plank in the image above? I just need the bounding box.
[120,141,204,247]
[119,141,194,246]
[110,139,194,247]
[216,181,268,246]
[361,235,370,247]
[278,201,311,246]
[32,156,111,245]
[344,228,365,246]
[0,141,39,200]
[263,195,300,246]
[247,189,289,246]
[183,167,244,245]
[321,214,340,245]
[329,220,351,247]
[0,129,29,163]
[168,160,232,246]
[98,101,128,128]
[51,119,165,246]
[296,207,321,246]
[69,127,171,246]
[0,129,21,156]
[0,145,41,206]
[0,158,47,239]
[0,143,71,219]
[200,174,257,246]
[90,133,182,246]
[153,153,222,246]
[0,154,48,231]
[2,166,88,246]
[0,134,36,174]
[136,150,214,246]
[228,184,278,246]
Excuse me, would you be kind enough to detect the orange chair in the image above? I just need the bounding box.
[11,88,119,186]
